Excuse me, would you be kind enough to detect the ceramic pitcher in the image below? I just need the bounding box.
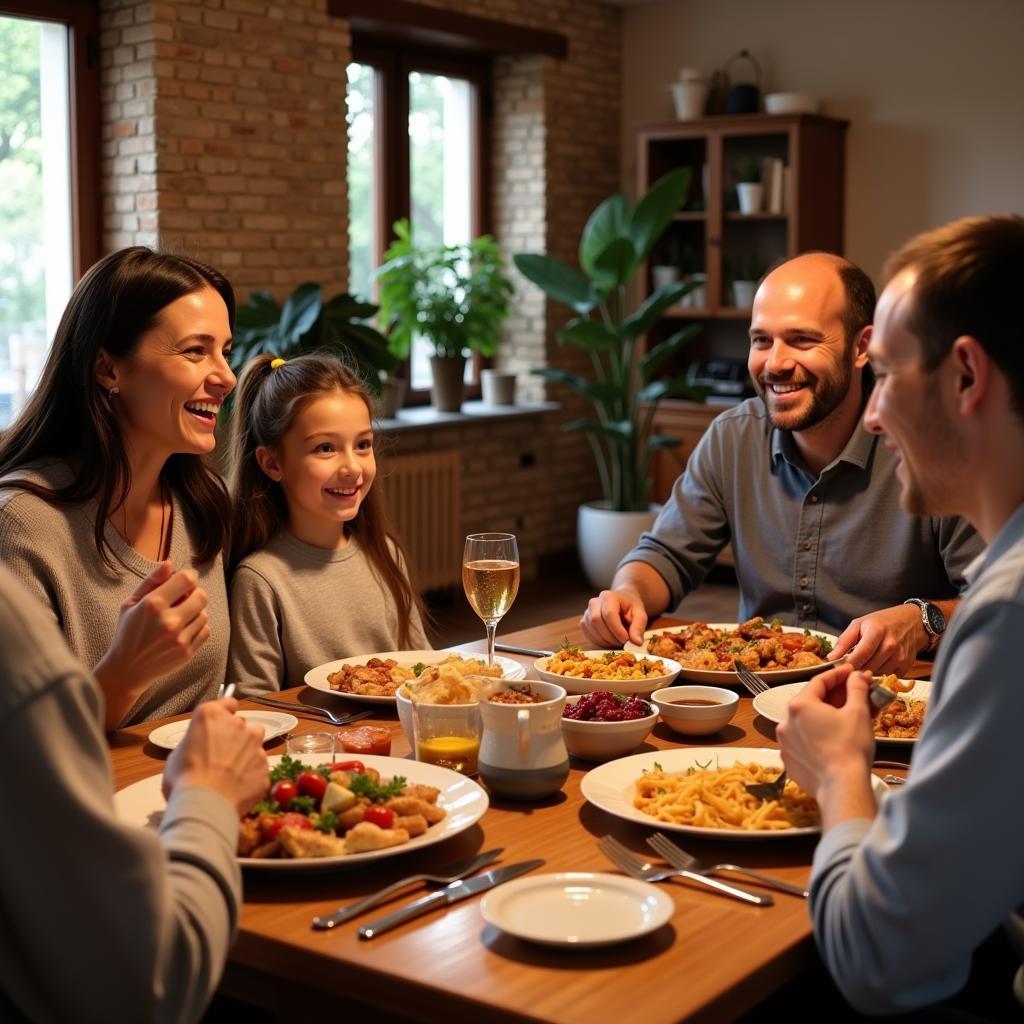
[478,681,569,800]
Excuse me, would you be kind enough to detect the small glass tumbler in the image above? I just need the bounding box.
[412,701,482,776]
[286,731,335,759]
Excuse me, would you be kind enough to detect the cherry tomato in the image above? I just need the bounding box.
[363,805,395,829]
[337,726,392,756]
[328,760,366,774]
[269,779,298,810]
[296,771,327,801]
[263,812,314,840]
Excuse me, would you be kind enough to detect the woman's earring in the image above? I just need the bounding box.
[108,386,120,399]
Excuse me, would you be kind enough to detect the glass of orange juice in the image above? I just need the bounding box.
[412,700,481,776]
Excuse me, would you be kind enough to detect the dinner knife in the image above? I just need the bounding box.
[494,643,554,657]
[358,859,544,940]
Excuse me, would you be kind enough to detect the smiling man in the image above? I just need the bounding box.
[581,252,982,674]
[778,215,1024,1015]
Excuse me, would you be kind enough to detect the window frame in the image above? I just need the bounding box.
[349,38,492,405]
[1,0,101,280]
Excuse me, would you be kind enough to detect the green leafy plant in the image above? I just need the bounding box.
[231,283,397,390]
[375,218,514,360]
[513,169,706,513]
[735,156,762,184]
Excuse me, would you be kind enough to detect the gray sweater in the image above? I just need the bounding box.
[227,530,430,694]
[0,564,241,1023]
[0,460,229,725]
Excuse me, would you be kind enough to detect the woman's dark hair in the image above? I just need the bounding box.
[0,246,235,566]
[228,352,425,648]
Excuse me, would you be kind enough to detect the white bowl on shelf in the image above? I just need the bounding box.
[764,92,820,115]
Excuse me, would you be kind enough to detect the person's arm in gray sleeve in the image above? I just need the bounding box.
[227,565,286,694]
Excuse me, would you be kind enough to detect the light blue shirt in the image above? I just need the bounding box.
[810,502,1024,1013]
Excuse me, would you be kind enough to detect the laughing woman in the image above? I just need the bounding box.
[0,248,236,728]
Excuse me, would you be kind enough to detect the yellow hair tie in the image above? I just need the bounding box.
[270,357,287,369]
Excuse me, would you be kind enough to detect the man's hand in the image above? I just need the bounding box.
[581,587,649,647]
[777,664,877,830]
[828,603,926,675]
[163,698,268,817]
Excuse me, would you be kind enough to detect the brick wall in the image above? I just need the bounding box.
[96,0,622,573]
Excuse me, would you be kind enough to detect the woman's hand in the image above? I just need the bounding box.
[94,561,212,727]
[163,698,268,817]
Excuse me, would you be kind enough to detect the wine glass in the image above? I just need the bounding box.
[462,533,520,667]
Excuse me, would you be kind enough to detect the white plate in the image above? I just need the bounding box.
[754,679,931,746]
[580,747,887,840]
[625,623,844,684]
[147,709,298,751]
[114,754,489,871]
[533,651,682,695]
[480,872,673,947]
[304,650,526,705]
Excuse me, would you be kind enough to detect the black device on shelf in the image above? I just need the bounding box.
[686,357,754,403]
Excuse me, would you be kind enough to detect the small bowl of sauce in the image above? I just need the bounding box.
[651,685,738,736]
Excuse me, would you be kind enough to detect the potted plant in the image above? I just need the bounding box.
[375,219,515,412]
[729,254,764,310]
[514,169,706,588]
[735,156,764,215]
[230,283,399,413]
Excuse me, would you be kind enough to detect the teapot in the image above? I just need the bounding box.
[478,681,569,801]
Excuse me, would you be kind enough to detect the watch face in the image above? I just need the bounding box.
[926,603,946,634]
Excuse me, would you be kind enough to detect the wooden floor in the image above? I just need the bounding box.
[427,555,740,649]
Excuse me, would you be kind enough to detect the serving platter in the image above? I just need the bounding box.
[304,650,526,705]
[624,623,844,684]
[114,753,489,871]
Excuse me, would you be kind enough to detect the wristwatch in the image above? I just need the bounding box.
[903,598,946,651]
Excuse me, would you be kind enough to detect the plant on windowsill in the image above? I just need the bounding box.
[375,219,515,413]
[513,168,706,588]
[230,283,399,413]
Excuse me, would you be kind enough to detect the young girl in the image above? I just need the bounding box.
[226,353,429,694]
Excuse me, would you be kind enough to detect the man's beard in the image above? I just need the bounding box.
[756,358,853,433]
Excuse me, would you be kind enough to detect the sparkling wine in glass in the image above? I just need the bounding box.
[462,533,520,667]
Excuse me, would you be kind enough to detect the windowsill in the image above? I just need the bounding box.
[378,400,560,432]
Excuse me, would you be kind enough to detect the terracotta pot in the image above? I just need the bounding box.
[376,375,407,419]
[429,355,467,412]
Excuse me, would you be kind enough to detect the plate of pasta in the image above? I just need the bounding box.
[623,619,843,684]
[114,754,489,871]
[753,678,931,745]
[580,748,888,839]
[304,650,526,704]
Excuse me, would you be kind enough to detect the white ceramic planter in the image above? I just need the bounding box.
[732,279,758,309]
[651,265,681,291]
[670,80,709,121]
[480,369,516,406]
[684,272,707,309]
[736,182,764,215]
[577,501,661,591]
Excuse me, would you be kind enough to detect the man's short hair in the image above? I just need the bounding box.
[884,215,1024,419]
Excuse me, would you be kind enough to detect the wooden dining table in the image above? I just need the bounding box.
[109,616,918,1024]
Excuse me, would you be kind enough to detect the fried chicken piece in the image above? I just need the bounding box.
[278,826,348,858]
[237,817,261,857]
[250,839,282,859]
[392,814,429,837]
[402,783,441,804]
[337,799,370,831]
[344,821,410,853]
[789,650,825,667]
[386,796,446,824]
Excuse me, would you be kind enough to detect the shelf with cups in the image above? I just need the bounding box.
[637,113,847,504]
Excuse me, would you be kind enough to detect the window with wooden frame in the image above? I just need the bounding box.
[0,0,100,426]
[346,43,491,403]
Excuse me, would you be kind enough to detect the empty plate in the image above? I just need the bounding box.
[147,709,298,751]
[480,871,673,947]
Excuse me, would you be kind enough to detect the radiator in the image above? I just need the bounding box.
[379,449,462,591]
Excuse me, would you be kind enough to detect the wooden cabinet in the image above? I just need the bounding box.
[639,113,848,561]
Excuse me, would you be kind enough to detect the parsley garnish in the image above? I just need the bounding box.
[806,630,834,655]
[269,754,310,784]
[313,810,338,834]
[653,760,663,772]
[412,662,427,676]
[290,795,317,815]
[348,771,406,803]
[250,799,280,815]
[695,757,712,770]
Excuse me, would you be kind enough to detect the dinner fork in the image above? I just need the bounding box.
[647,832,808,899]
[742,769,788,802]
[597,835,773,906]
[246,695,374,727]
[312,848,504,929]
[733,660,769,696]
